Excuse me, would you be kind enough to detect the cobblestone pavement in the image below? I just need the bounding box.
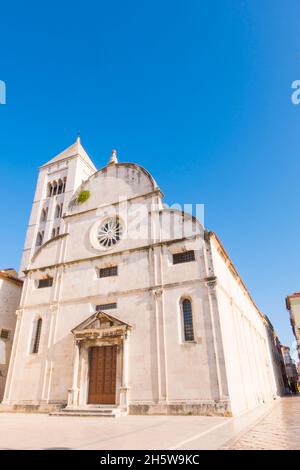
[223,396,300,450]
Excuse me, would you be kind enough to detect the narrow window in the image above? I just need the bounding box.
[47,183,53,197]
[36,232,44,247]
[59,204,63,217]
[62,177,67,193]
[56,227,60,236]
[182,299,194,341]
[32,318,42,354]
[57,179,63,194]
[37,277,53,288]
[52,181,58,196]
[51,228,56,238]
[96,303,117,311]
[173,250,195,265]
[40,208,47,223]
[99,266,118,278]
[54,204,61,219]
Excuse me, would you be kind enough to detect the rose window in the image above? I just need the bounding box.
[97,218,123,249]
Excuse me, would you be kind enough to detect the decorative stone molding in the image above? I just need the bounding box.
[152,288,163,298]
[27,233,197,273]
[31,234,68,263]
[15,309,23,319]
[205,276,217,293]
[65,311,132,413]
[49,303,58,313]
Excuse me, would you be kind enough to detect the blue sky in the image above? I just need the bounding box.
[0,1,299,349]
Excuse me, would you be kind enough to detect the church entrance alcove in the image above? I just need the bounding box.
[66,311,132,413]
[88,345,117,405]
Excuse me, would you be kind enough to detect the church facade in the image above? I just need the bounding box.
[2,139,285,416]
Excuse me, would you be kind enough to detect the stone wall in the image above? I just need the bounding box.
[0,277,22,400]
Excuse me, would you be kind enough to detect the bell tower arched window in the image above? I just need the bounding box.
[55,204,61,219]
[36,231,44,247]
[57,179,63,194]
[47,179,66,197]
[47,183,53,197]
[52,181,58,196]
[40,208,48,223]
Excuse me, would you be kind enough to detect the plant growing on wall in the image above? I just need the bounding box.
[77,190,90,204]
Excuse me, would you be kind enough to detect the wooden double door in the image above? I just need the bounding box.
[88,346,117,405]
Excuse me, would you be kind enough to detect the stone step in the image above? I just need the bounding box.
[83,405,118,409]
[50,411,118,417]
[68,408,115,413]
[49,407,125,418]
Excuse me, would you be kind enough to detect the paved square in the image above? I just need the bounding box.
[0,413,228,450]
[0,398,298,450]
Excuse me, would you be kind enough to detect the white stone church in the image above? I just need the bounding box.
[1,139,285,417]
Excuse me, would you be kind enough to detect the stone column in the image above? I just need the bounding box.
[67,340,80,408]
[205,278,229,401]
[153,287,167,404]
[79,346,89,406]
[122,332,129,387]
[120,332,130,411]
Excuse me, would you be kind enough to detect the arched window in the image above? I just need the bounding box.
[47,183,53,197]
[57,179,63,194]
[54,204,61,219]
[54,204,63,219]
[32,318,42,354]
[52,181,58,196]
[40,208,47,223]
[56,227,60,236]
[62,177,67,193]
[36,232,44,247]
[182,299,194,342]
[51,228,56,239]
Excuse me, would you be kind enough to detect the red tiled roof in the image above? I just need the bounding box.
[0,269,23,286]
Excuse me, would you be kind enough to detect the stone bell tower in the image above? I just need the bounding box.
[19,137,97,276]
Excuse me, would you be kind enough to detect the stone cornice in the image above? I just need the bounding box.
[24,235,201,274]
[30,233,69,265]
[63,188,164,220]
[18,277,206,310]
[207,231,271,328]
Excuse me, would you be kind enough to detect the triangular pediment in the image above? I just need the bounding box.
[72,311,132,335]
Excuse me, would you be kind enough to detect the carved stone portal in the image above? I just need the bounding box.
[66,311,132,413]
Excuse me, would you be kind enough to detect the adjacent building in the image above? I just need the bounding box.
[281,345,298,393]
[0,269,23,400]
[286,292,300,361]
[264,317,288,396]
[1,139,286,416]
